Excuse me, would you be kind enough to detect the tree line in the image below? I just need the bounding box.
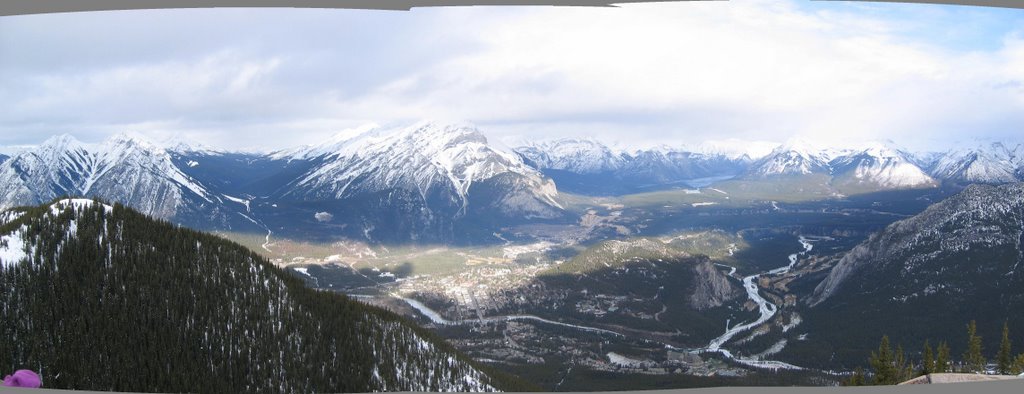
[844,320,1024,385]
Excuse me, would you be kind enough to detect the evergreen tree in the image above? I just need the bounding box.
[869,335,897,385]
[0,200,527,393]
[1007,352,1024,374]
[997,321,1012,374]
[1012,353,1024,375]
[921,340,934,376]
[894,344,909,383]
[843,367,866,386]
[964,320,985,373]
[935,341,951,373]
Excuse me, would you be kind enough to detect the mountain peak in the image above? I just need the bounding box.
[106,132,154,147]
[38,133,85,152]
[683,139,779,160]
[399,121,488,146]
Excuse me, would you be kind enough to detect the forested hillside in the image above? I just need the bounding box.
[0,198,516,393]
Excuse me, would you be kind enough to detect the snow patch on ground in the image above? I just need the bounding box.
[607,352,651,368]
[0,211,23,226]
[50,198,113,214]
[0,225,28,268]
[502,241,554,259]
[782,313,802,333]
[222,195,251,212]
[314,212,333,222]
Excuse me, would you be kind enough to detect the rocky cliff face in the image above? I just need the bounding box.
[690,258,741,310]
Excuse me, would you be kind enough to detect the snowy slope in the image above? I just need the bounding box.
[282,121,562,218]
[514,139,750,195]
[682,139,779,161]
[747,141,831,177]
[829,143,936,188]
[0,135,95,209]
[929,142,1020,183]
[269,123,381,161]
[0,134,239,229]
[811,182,1024,305]
[85,133,216,218]
[515,138,626,174]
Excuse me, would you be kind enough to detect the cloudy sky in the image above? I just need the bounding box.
[1,0,1023,153]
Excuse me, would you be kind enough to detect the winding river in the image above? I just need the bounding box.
[386,235,827,371]
[700,235,827,370]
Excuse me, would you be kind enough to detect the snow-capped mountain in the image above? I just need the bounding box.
[515,138,626,174]
[682,139,778,161]
[281,121,561,214]
[0,123,567,244]
[621,147,745,183]
[266,122,565,243]
[746,141,832,177]
[928,142,1020,184]
[85,134,219,219]
[3,126,1022,244]
[269,123,381,162]
[514,140,749,195]
[0,134,250,231]
[828,143,937,189]
[0,135,94,206]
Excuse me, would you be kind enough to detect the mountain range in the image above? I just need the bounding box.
[521,139,1021,195]
[1,123,1021,243]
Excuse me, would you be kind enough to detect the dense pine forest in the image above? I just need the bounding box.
[0,198,525,393]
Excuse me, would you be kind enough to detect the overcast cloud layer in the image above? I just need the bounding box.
[1,0,1023,153]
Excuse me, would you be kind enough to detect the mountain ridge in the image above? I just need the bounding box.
[2,125,1023,243]
[0,198,518,392]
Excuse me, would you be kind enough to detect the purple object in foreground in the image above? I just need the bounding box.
[2,369,41,388]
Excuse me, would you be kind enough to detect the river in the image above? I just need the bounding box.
[700,235,831,370]
[397,295,625,337]
[387,235,826,371]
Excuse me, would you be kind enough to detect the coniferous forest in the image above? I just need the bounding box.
[0,198,525,393]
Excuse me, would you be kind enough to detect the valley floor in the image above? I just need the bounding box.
[224,186,953,390]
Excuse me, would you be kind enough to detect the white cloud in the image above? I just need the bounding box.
[0,1,1022,151]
